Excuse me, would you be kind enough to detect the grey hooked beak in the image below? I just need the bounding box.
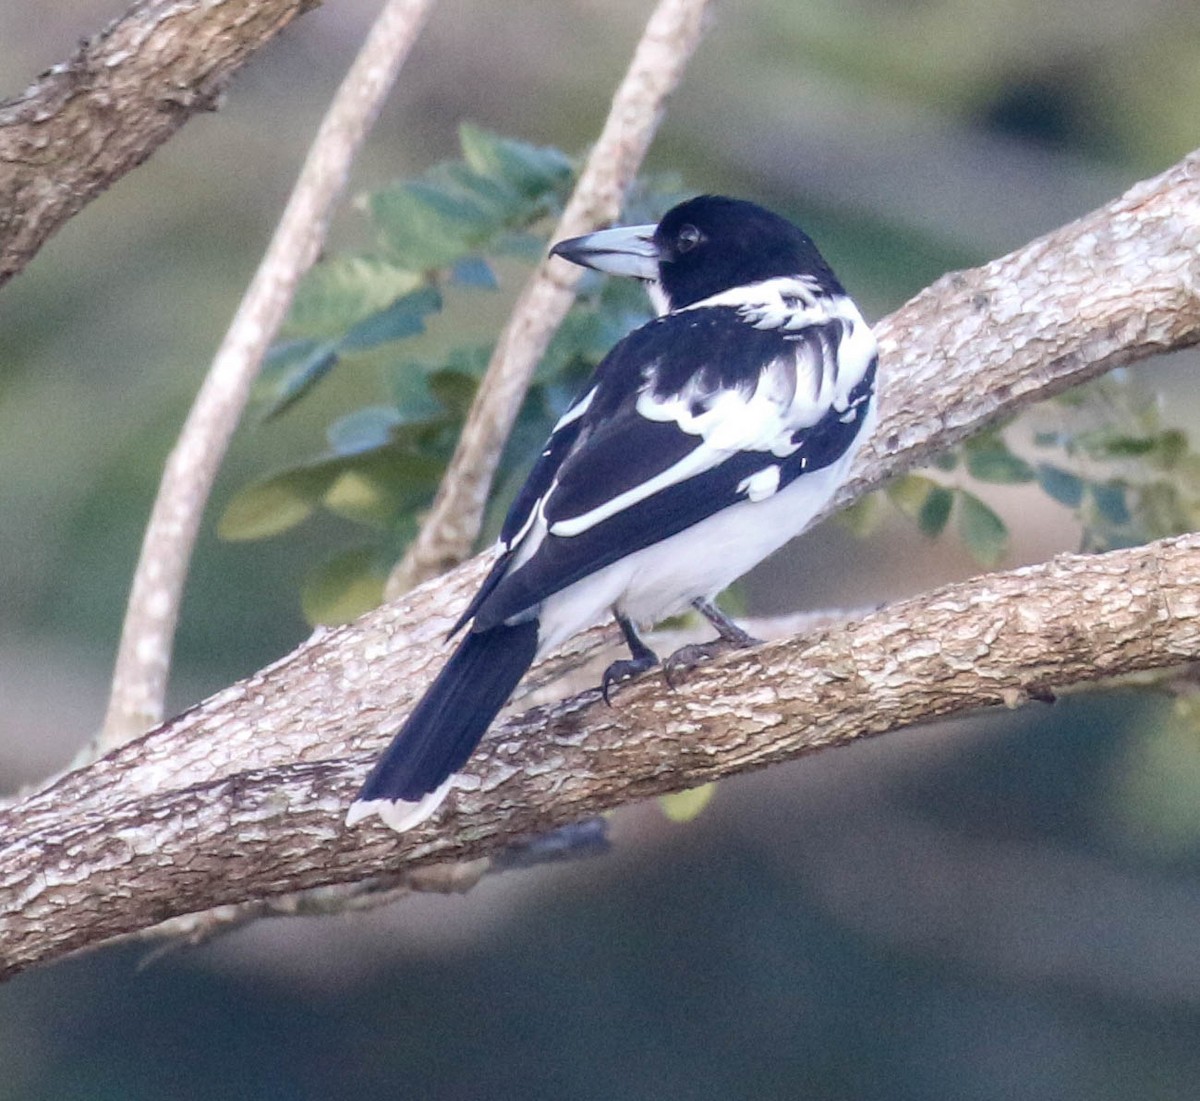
[549,223,660,280]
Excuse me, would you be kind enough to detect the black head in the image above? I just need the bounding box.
[550,195,842,311]
[652,195,842,308]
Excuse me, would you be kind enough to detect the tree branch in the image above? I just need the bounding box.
[0,0,321,287]
[2,148,1200,980]
[7,532,1200,979]
[97,0,438,751]
[386,0,716,596]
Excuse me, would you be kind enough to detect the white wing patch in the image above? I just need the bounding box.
[737,464,781,501]
[551,385,596,432]
[546,280,875,541]
[548,440,726,537]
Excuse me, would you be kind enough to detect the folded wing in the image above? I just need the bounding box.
[470,304,875,631]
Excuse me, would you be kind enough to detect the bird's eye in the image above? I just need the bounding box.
[676,224,703,253]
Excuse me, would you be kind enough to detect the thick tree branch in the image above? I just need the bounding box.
[6,533,1200,979]
[0,0,321,287]
[386,0,715,595]
[2,149,1200,979]
[98,0,437,751]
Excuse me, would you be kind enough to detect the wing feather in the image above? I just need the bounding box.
[466,299,875,632]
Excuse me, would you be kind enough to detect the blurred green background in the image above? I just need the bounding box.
[4,1,1200,1097]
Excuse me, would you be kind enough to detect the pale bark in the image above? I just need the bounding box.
[0,0,321,286]
[2,150,1200,979]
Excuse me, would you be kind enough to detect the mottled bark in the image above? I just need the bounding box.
[0,0,321,286]
[2,150,1200,980]
[4,534,1200,979]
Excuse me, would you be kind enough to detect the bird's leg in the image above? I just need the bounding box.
[601,612,660,704]
[693,597,760,647]
[663,598,762,687]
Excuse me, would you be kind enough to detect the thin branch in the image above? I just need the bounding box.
[0,0,322,287]
[385,0,716,597]
[97,0,438,752]
[3,146,1200,979]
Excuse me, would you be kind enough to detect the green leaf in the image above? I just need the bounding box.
[1154,429,1188,470]
[887,473,937,520]
[1036,463,1084,508]
[450,255,498,289]
[338,286,442,352]
[1091,434,1157,459]
[836,493,883,537]
[930,450,960,472]
[218,467,333,541]
[427,369,479,416]
[964,435,1035,483]
[301,547,386,626]
[459,123,572,199]
[370,182,483,270]
[322,470,401,528]
[256,340,340,420]
[287,256,424,337]
[327,407,403,456]
[887,475,954,537]
[956,490,1008,567]
[658,783,717,823]
[1090,481,1130,525]
[918,485,955,537]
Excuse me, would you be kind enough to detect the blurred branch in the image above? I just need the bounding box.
[97,0,437,752]
[133,817,609,955]
[386,0,715,597]
[2,147,1200,980]
[0,0,321,288]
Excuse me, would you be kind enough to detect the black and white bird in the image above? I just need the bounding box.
[347,195,878,833]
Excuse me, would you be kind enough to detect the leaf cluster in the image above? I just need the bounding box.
[862,373,1200,567]
[220,126,670,623]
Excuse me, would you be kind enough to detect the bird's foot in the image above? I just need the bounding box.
[663,632,758,688]
[601,654,659,705]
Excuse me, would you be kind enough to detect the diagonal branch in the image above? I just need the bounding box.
[6,531,1200,979]
[386,0,716,596]
[97,0,438,752]
[2,147,1200,980]
[0,0,322,287]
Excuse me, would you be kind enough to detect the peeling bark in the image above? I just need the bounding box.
[4,533,1200,979]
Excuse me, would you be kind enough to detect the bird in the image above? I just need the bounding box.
[346,195,878,833]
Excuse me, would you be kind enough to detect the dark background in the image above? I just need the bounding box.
[3,1,1200,1097]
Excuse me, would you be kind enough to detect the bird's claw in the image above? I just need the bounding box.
[601,655,658,705]
[663,634,758,688]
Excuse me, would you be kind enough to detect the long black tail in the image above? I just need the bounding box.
[348,618,539,829]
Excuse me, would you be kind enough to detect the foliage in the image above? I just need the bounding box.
[863,373,1200,568]
[221,125,674,623]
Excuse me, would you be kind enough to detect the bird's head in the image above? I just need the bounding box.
[550,195,842,312]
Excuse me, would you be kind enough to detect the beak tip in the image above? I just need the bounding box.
[547,236,580,263]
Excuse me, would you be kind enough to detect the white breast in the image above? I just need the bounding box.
[534,401,875,656]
